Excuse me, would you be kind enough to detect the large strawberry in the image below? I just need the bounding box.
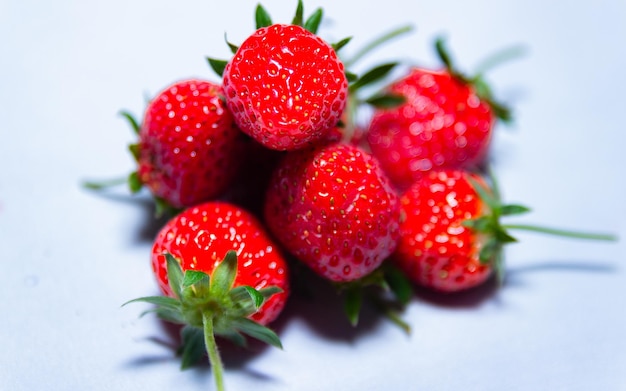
[131,79,244,211]
[367,37,514,189]
[126,201,289,391]
[394,169,617,293]
[264,142,400,283]
[220,8,348,151]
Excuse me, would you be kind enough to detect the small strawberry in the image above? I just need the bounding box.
[394,169,617,293]
[126,201,289,391]
[264,142,400,283]
[220,9,348,151]
[367,37,517,189]
[131,79,244,211]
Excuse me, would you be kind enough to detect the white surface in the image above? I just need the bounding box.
[1,1,625,390]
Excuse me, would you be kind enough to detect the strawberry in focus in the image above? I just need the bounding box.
[132,79,244,209]
[223,23,348,151]
[264,142,401,283]
[126,201,289,391]
[151,201,289,325]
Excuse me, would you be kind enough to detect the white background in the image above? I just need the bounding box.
[1,1,625,390]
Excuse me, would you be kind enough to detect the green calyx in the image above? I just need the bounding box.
[434,36,527,123]
[463,173,618,284]
[207,1,336,78]
[335,263,413,334]
[124,251,283,391]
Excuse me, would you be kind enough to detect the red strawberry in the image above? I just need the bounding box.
[393,169,617,293]
[151,201,289,325]
[133,79,244,210]
[127,201,289,390]
[393,169,493,292]
[264,142,400,283]
[367,37,513,189]
[222,23,348,151]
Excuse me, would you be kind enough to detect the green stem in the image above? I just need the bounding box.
[202,311,225,391]
[82,177,127,190]
[502,224,618,241]
[472,44,527,79]
[344,25,413,68]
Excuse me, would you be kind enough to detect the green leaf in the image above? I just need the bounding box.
[128,143,140,161]
[332,36,352,52]
[123,295,181,310]
[303,8,323,34]
[179,326,206,370]
[255,4,272,29]
[183,270,210,288]
[435,36,454,73]
[384,265,413,304]
[231,318,282,349]
[478,238,500,264]
[224,33,238,54]
[152,307,186,324]
[291,0,304,26]
[466,176,499,211]
[119,110,140,135]
[209,251,238,297]
[230,285,265,309]
[364,93,406,109]
[206,57,228,78]
[462,216,493,232]
[165,253,184,299]
[349,62,398,92]
[128,171,142,193]
[258,286,282,300]
[500,204,531,216]
[345,71,358,83]
[343,287,362,327]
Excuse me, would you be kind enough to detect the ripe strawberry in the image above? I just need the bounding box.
[151,201,289,325]
[366,37,513,189]
[126,201,289,391]
[264,142,400,283]
[393,169,617,293]
[132,79,244,210]
[393,169,493,292]
[222,23,348,151]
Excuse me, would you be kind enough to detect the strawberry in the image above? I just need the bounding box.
[126,201,289,391]
[130,79,244,210]
[394,169,617,293]
[264,142,401,283]
[366,37,514,189]
[221,22,348,151]
[393,169,493,292]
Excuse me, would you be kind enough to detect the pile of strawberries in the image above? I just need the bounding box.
[93,2,615,390]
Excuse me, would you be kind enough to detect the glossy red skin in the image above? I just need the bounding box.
[264,143,400,282]
[367,68,494,190]
[151,202,289,325]
[223,24,348,151]
[393,169,491,292]
[138,79,244,208]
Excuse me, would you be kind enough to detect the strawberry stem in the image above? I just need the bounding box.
[501,224,618,241]
[344,25,413,68]
[203,310,225,391]
[82,177,127,190]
